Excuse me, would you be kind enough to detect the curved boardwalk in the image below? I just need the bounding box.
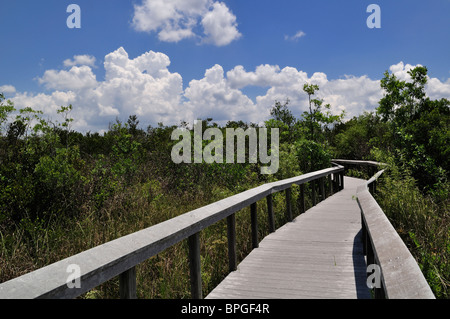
[207,176,371,299]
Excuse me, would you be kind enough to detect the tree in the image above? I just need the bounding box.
[377,66,450,193]
[266,99,298,144]
[332,112,391,160]
[302,83,344,143]
[303,83,319,141]
[0,93,16,136]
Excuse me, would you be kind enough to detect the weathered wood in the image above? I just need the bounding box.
[328,174,333,196]
[285,188,292,222]
[357,187,435,299]
[299,184,305,214]
[319,177,325,201]
[311,181,316,206]
[207,177,371,299]
[361,211,367,256]
[251,202,258,249]
[332,159,386,167]
[266,194,275,233]
[227,214,237,272]
[188,233,202,299]
[119,267,137,299]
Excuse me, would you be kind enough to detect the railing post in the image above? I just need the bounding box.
[320,177,325,201]
[250,202,259,249]
[366,238,375,271]
[188,232,202,299]
[361,213,367,256]
[328,174,333,196]
[285,188,292,222]
[311,181,316,206]
[299,184,305,214]
[341,171,345,190]
[227,214,237,272]
[119,267,137,299]
[266,195,275,233]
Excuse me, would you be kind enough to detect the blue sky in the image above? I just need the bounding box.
[1,0,449,132]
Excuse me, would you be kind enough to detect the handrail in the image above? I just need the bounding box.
[0,165,344,299]
[332,159,386,167]
[335,159,435,299]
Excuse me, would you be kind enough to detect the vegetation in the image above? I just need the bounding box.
[0,65,448,298]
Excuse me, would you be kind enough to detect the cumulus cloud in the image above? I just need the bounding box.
[201,2,241,46]
[0,85,16,94]
[10,47,185,132]
[388,61,450,100]
[427,78,450,100]
[5,50,450,133]
[97,47,184,123]
[38,66,98,91]
[63,55,97,68]
[132,0,241,46]
[227,65,383,120]
[184,64,257,122]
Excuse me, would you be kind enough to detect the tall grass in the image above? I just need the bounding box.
[374,162,450,298]
[0,172,315,298]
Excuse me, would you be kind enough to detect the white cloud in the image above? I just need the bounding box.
[132,0,241,46]
[184,64,257,122]
[285,30,306,42]
[10,47,185,132]
[201,2,241,46]
[38,66,98,91]
[389,61,422,81]
[12,91,77,117]
[388,61,450,100]
[0,85,16,94]
[5,50,450,133]
[228,64,309,89]
[63,55,97,68]
[427,78,450,100]
[132,0,201,42]
[93,47,185,125]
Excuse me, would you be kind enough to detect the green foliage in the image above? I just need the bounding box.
[268,99,298,144]
[377,66,450,195]
[302,83,344,143]
[371,149,449,298]
[0,93,15,135]
[294,139,331,172]
[1,63,448,299]
[332,112,392,160]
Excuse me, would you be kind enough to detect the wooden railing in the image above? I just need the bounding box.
[0,165,344,299]
[333,159,435,299]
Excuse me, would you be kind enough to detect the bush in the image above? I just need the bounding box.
[373,149,450,298]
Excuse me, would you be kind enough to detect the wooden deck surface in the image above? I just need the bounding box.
[206,176,371,299]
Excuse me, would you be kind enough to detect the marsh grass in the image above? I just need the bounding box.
[355,149,450,299]
[375,170,449,298]
[0,176,314,299]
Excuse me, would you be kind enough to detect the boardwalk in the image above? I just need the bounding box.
[206,176,371,299]
[0,164,435,299]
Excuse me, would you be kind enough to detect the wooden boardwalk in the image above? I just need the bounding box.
[206,176,371,299]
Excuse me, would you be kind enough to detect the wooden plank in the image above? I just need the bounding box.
[357,188,435,299]
[207,177,371,299]
[227,214,237,272]
[188,233,202,299]
[119,267,137,299]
